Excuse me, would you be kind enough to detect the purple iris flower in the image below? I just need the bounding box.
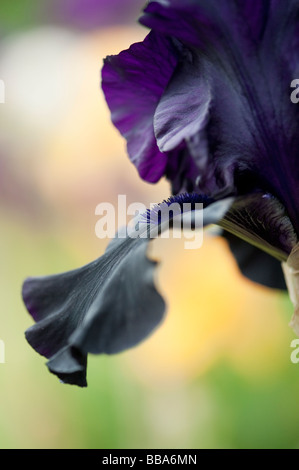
[23,0,299,387]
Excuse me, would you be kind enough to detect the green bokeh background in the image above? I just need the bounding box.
[0,0,298,449]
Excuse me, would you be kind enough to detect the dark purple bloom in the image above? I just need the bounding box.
[23,0,299,386]
[102,0,299,284]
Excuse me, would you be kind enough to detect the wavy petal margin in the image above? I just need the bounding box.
[23,195,233,386]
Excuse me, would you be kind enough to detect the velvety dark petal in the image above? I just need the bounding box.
[140,0,272,52]
[23,194,234,386]
[101,1,299,217]
[165,146,202,195]
[23,254,121,359]
[223,231,287,291]
[70,243,164,355]
[102,31,178,183]
[263,0,299,76]
[141,1,297,54]
[219,192,298,262]
[47,346,87,387]
[154,48,211,154]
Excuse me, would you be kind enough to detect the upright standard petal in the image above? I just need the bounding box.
[153,48,211,154]
[23,235,165,387]
[140,0,299,233]
[102,31,178,183]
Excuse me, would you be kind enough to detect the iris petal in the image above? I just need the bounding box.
[223,232,287,290]
[47,346,87,387]
[140,0,271,52]
[23,190,296,386]
[154,49,211,154]
[70,242,165,356]
[23,195,234,386]
[24,237,165,387]
[102,31,178,183]
[140,1,299,231]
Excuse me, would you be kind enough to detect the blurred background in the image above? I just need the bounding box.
[0,0,298,450]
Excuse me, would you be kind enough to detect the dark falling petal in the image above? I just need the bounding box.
[140,0,289,54]
[47,346,88,387]
[23,195,234,386]
[223,231,287,291]
[70,242,164,355]
[23,236,165,387]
